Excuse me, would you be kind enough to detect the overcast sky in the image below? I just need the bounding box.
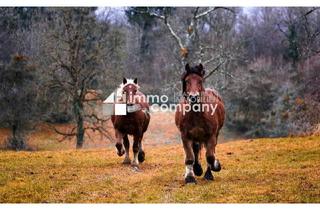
[95,7,256,24]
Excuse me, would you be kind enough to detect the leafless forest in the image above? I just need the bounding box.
[0,7,319,150]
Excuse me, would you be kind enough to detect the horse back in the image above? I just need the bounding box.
[204,88,225,129]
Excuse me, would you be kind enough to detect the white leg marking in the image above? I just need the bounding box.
[184,164,194,178]
[214,159,220,169]
[123,151,131,164]
[132,152,139,166]
[125,151,130,159]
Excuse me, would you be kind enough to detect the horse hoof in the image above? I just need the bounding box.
[138,150,145,163]
[204,168,214,181]
[185,176,197,184]
[122,158,131,164]
[117,150,125,157]
[116,144,125,157]
[193,163,203,176]
[131,165,141,172]
[131,160,139,167]
[212,159,221,172]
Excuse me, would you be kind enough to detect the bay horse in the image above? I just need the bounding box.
[175,63,225,184]
[111,78,150,167]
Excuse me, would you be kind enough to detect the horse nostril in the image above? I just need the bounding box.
[189,95,199,104]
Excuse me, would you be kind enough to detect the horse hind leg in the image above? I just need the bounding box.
[204,139,215,181]
[131,135,141,167]
[212,133,221,172]
[122,135,131,164]
[192,142,203,176]
[138,137,145,163]
[204,137,221,181]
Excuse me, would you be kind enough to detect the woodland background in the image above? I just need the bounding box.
[0,7,319,150]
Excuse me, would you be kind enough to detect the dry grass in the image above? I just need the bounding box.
[0,135,319,203]
[0,112,319,203]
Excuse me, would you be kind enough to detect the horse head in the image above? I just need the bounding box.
[181,63,205,104]
[120,78,139,105]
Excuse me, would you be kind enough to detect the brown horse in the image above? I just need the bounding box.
[111,78,150,167]
[175,63,225,183]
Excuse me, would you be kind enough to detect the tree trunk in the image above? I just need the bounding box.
[10,121,25,150]
[12,123,17,141]
[139,21,155,84]
[74,100,85,149]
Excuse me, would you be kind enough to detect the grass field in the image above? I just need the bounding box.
[0,112,319,203]
[0,135,319,203]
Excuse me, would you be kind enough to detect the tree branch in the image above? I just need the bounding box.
[204,59,227,79]
[163,18,184,49]
[195,7,217,19]
[195,7,234,19]
[203,56,221,65]
[47,123,77,138]
[138,9,184,49]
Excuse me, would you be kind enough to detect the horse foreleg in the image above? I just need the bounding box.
[131,135,140,167]
[122,135,131,164]
[115,130,125,157]
[192,142,203,176]
[183,139,196,184]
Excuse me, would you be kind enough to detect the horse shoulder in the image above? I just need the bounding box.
[135,91,149,110]
[204,88,223,103]
[204,88,225,128]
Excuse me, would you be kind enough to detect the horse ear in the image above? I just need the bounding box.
[182,80,186,94]
[133,78,138,84]
[198,63,205,76]
[123,78,127,85]
[198,63,203,71]
[185,63,191,72]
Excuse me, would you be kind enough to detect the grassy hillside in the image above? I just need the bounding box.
[0,136,319,203]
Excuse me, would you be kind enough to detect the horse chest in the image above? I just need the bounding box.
[181,112,213,141]
[114,116,142,135]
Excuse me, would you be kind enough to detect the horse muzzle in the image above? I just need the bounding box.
[187,94,200,104]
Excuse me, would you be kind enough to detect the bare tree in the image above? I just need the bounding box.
[41,8,112,148]
[135,7,236,76]
[277,7,320,65]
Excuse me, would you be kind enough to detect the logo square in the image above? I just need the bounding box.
[115,104,127,115]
